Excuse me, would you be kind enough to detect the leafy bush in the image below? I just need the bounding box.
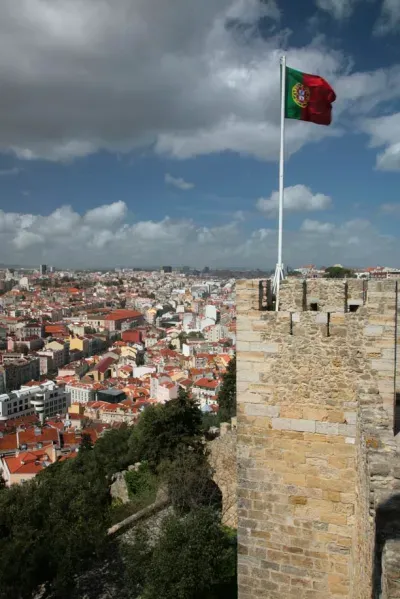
[125,463,157,501]
[122,507,237,599]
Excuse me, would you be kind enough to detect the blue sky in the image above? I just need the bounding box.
[0,0,399,269]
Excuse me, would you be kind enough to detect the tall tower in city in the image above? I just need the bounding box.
[39,264,47,276]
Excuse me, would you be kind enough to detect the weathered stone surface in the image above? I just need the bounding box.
[110,471,130,504]
[237,278,400,599]
[209,423,237,528]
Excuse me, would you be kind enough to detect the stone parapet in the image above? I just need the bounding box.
[237,278,399,599]
[278,278,367,313]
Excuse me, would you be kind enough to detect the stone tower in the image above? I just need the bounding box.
[237,279,400,599]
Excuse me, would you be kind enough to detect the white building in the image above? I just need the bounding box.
[205,305,217,322]
[156,382,178,403]
[200,317,215,331]
[191,378,220,408]
[65,382,97,405]
[0,381,71,423]
[132,366,156,378]
[204,324,229,343]
[19,276,29,290]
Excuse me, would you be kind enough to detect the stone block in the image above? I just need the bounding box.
[238,331,263,343]
[302,408,328,421]
[316,422,339,435]
[338,424,356,437]
[239,391,264,404]
[371,359,395,372]
[330,313,346,323]
[365,325,384,336]
[281,407,303,419]
[315,313,328,324]
[237,351,265,362]
[271,418,292,431]
[249,342,280,353]
[290,419,316,433]
[245,404,279,418]
[237,370,260,383]
[344,412,357,425]
[237,341,251,351]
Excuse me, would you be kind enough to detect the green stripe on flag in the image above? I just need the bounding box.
[285,67,303,120]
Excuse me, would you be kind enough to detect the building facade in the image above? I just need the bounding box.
[0,381,71,422]
[3,356,40,391]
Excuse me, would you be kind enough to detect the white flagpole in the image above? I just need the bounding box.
[273,55,286,311]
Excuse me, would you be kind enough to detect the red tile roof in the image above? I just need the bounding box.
[18,427,60,447]
[104,309,142,321]
[4,449,54,475]
[93,356,115,374]
[0,434,18,452]
[193,378,219,389]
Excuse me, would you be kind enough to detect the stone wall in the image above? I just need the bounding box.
[237,278,399,599]
[209,419,237,528]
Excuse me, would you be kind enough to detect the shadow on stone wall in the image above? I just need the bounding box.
[373,494,400,598]
[394,393,400,437]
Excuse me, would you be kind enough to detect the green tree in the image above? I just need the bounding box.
[0,454,111,599]
[124,463,158,506]
[93,426,131,478]
[324,266,355,278]
[129,389,203,471]
[217,356,236,423]
[160,449,222,515]
[79,432,94,452]
[123,508,236,599]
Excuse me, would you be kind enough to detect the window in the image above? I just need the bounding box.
[349,304,359,313]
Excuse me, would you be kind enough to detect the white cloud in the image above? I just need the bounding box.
[232,218,395,267]
[0,202,396,268]
[360,113,400,171]
[374,0,400,35]
[0,0,388,164]
[334,66,400,115]
[300,219,335,233]
[13,230,44,250]
[0,167,21,176]
[315,0,358,19]
[37,206,81,236]
[84,201,127,226]
[165,174,194,190]
[226,0,281,22]
[381,202,400,215]
[0,210,36,233]
[233,210,245,221]
[257,184,332,216]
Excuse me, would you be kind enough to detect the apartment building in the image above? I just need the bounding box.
[2,356,40,391]
[191,377,220,407]
[0,381,71,422]
[65,381,103,404]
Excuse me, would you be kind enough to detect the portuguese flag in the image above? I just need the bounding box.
[285,66,336,126]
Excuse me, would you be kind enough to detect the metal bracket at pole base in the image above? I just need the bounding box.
[273,263,285,311]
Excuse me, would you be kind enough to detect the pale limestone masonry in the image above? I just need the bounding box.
[209,418,238,528]
[237,278,399,599]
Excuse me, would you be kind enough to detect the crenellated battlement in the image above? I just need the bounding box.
[278,277,367,312]
[236,278,399,599]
